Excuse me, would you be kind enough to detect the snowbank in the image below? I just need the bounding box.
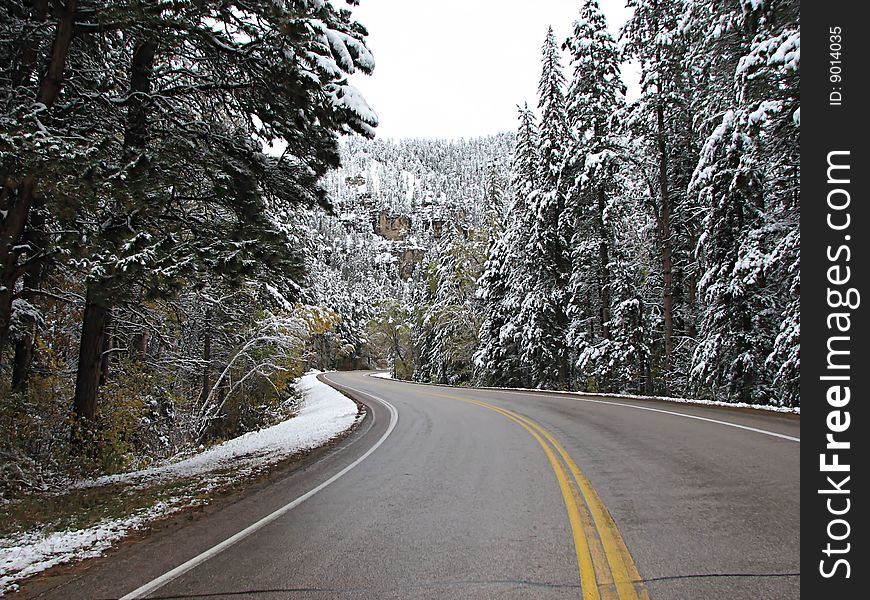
[0,502,178,595]
[370,371,393,380]
[0,372,361,595]
[78,372,361,488]
[494,387,800,414]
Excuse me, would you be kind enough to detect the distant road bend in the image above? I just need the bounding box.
[26,371,799,600]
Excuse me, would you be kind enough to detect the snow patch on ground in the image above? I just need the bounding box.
[370,371,393,379]
[77,372,361,489]
[0,372,361,595]
[0,502,180,596]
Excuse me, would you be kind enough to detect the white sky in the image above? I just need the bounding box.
[348,0,639,141]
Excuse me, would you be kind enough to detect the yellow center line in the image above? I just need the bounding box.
[497,403,649,600]
[428,390,649,600]
[571,477,618,598]
[462,399,601,600]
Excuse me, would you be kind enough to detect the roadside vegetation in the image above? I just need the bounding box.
[1,1,377,499]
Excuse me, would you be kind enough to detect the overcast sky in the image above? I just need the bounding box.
[348,0,638,141]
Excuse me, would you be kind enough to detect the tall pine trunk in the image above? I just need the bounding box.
[71,34,156,431]
[11,331,35,393]
[0,286,14,369]
[10,198,48,391]
[11,264,44,392]
[74,285,110,420]
[0,0,77,362]
[597,187,610,341]
[656,103,675,379]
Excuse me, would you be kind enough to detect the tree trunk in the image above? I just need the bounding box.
[11,262,44,392]
[124,36,157,149]
[9,194,48,389]
[12,333,35,393]
[37,0,78,106]
[122,35,159,368]
[597,187,611,341]
[0,0,78,357]
[656,103,675,378]
[100,306,113,386]
[130,329,149,359]
[199,308,212,404]
[74,285,111,421]
[70,30,157,431]
[0,286,13,368]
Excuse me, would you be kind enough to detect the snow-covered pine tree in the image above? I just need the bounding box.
[475,105,537,387]
[0,0,84,367]
[587,195,658,394]
[562,0,626,391]
[688,0,799,405]
[621,0,701,392]
[689,110,772,404]
[738,0,800,407]
[416,230,486,385]
[50,1,378,423]
[519,29,571,389]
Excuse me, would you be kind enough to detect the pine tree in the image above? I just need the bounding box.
[688,0,799,405]
[579,198,656,394]
[562,0,625,391]
[517,29,570,389]
[737,0,800,406]
[476,105,537,386]
[1,1,379,425]
[0,0,81,366]
[621,0,701,391]
[418,231,485,385]
[536,27,568,193]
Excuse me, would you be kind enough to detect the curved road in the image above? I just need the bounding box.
[21,371,799,599]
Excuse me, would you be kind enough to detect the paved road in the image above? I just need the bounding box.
[20,371,799,599]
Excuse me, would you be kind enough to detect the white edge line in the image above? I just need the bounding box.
[120,383,398,600]
[499,390,800,443]
[367,375,799,443]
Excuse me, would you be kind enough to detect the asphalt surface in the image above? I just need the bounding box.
[18,371,800,599]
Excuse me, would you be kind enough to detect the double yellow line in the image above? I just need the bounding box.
[432,391,649,600]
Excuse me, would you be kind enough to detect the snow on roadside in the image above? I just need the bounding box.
[495,387,800,414]
[0,372,361,596]
[370,371,393,379]
[0,502,180,596]
[77,371,362,489]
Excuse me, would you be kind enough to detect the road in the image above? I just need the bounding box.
[20,371,800,599]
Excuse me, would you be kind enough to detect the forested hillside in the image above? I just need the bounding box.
[310,135,514,379]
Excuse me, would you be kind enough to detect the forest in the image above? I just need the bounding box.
[1,0,799,494]
[472,0,800,406]
[340,0,799,409]
[0,0,380,490]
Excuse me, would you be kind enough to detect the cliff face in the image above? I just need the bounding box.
[372,210,411,241]
[394,246,426,280]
